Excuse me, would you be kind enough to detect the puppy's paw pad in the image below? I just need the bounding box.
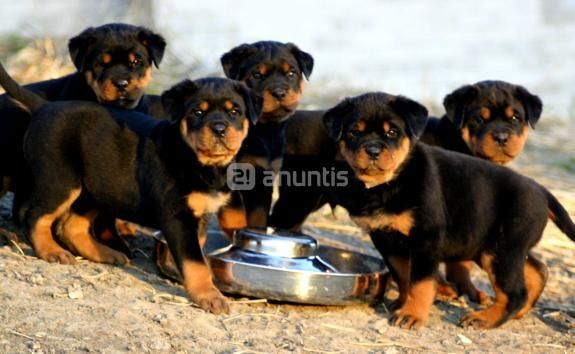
[390,310,427,330]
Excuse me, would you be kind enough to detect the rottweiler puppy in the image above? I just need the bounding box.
[218,41,313,232]
[0,23,166,225]
[422,80,542,165]
[0,61,261,314]
[421,81,543,304]
[320,92,574,329]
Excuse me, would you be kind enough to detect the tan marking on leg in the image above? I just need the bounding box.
[59,210,129,265]
[461,254,509,328]
[247,206,268,228]
[218,206,247,239]
[181,259,229,314]
[392,278,436,330]
[515,255,547,319]
[30,188,81,264]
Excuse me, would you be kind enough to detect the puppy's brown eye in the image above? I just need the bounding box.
[348,129,359,138]
[475,116,484,124]
[510,115,519,122]
[252,72,262,80]
[193,109,204,118]
[130,58,143,68]
[229,109,240,116]
[386,129,399,139]
[286,71,297,80]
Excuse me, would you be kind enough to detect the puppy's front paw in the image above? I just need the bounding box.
[390,307,428,330]
[190,287,229,314]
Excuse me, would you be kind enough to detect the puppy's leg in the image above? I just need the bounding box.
[241,167,272,228]
[460,253,527,328]
[388,255,437,330]
[445,261,491,305]
[25,188,81,264]
[58,208,129,265]
[514,253,548,319]
[217,191,246,238]
[385,255,410,310]
[163,213,228,314]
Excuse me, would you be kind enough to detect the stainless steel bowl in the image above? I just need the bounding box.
[206,228,387,305]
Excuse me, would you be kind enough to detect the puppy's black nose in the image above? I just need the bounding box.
[114,79,130,89]
[493,131,509,145]
[364,143,383,159]
[271,88,287,100]
[210,122,228,137]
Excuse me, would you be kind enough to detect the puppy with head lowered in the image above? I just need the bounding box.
[0,62,261,314]
[421,81,543,304]
[322,92,575,329]
[218,41,313,232]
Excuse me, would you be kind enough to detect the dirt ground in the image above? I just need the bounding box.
[1,119,574,354]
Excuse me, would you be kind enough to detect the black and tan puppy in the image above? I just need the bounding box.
[218,41,313,232]
[0,61,261,314]
[0,23,166,222]
[421,80,542,165]
[421,81,543,304]
[321,92,575,329]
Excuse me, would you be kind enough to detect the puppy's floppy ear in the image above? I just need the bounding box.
[514,85,543,128]
[220,44,259,80]
[138,28,166,68]
[391,96,429,139]
[323,98,355,141]
[68,27,97,71]
[287,43,314,80]
[161,80,199,121]
[443,85,479,129]
[234,82,263,124]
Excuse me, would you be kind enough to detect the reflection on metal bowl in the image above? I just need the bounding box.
[205,228,387,305]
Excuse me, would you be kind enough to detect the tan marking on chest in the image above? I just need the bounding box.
[351,210,414,236]
[187,192,230,218]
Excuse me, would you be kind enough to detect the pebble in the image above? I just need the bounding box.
[457,334,473,345]
[68,287,84,300]
[29,273,45,286]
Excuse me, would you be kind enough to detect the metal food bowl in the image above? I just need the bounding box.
[205,228,387,305]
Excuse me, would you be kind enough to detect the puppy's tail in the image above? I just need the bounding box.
[545,189,575,242]
[0,60,45,112]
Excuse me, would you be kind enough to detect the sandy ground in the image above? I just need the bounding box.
[1,119,575,354]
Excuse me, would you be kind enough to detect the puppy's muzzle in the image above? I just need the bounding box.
[210,121,229,138]
[270,87,287,101]
[364,142,383,160]
[492,130,510,146]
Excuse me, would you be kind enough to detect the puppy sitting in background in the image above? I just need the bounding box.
[217,41,314,233]
[421,81,543,304]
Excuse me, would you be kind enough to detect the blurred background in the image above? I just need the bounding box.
[1,0,575,119]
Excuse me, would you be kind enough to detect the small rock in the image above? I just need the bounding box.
[150,340,171,351]
[68,288,83,299]
[35,332,47,339]
[26,340,41,350]
[29,273,44,286]
[153,314,168,325]
[457,334,473,345]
